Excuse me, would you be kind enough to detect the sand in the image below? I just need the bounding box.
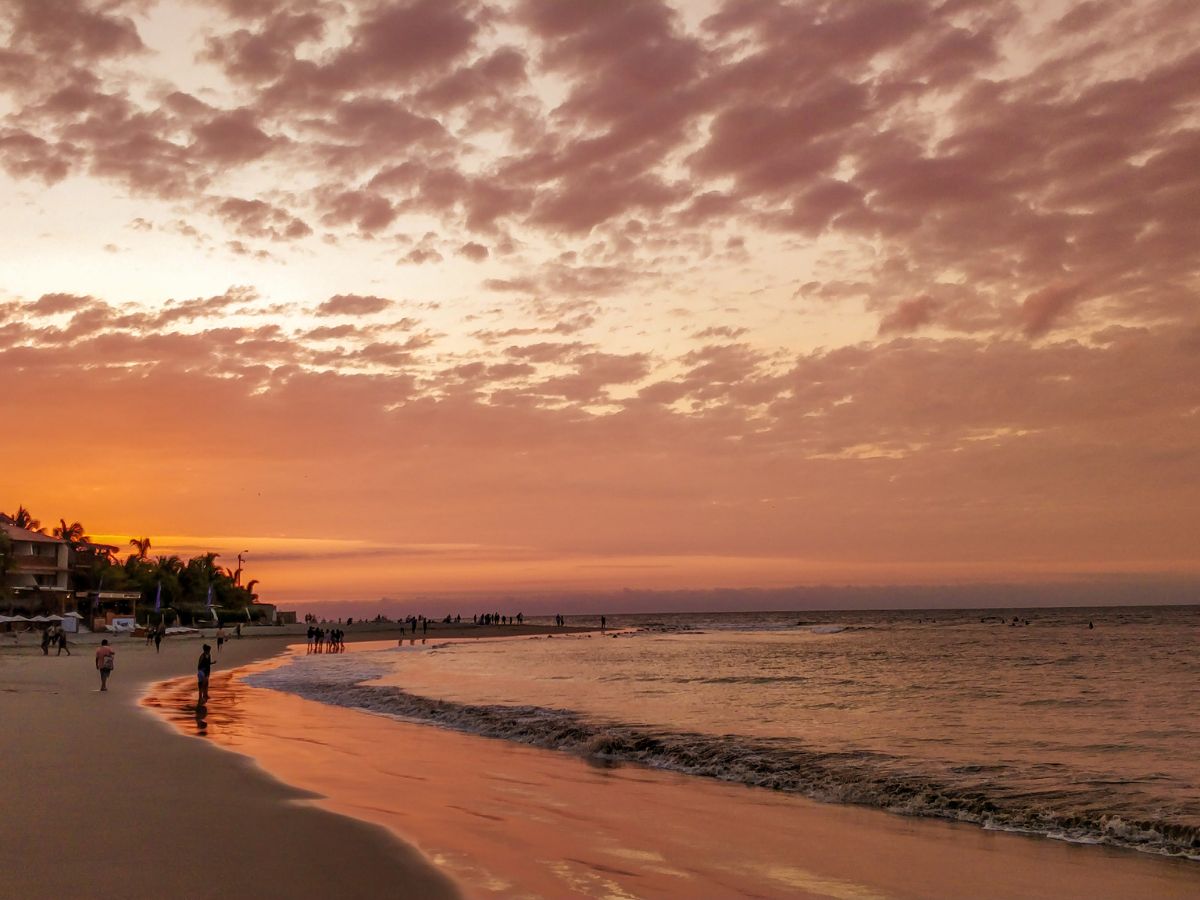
[4,625,1199,899]
[0,623,578,899]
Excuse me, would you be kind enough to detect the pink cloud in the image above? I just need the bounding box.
[191,108,276,164]
[456,241,489,261]
[214,197,312,241]
[878,296,938,336]
[1019,282,1087,338]
[316,294,393,316]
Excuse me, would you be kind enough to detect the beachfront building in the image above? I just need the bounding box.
[0,517,72,614]
[77,589,142,632]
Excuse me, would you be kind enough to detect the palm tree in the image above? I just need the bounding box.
[153,555,185,578]
[6,505,42,532]
[129,537,152,560]
[246,579,260,600]
[53,519,90,547]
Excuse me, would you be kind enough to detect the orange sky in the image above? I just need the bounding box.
[2,1,1199,608]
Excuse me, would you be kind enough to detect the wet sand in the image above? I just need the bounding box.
[147,643,1200,899]
[0,624,577,899]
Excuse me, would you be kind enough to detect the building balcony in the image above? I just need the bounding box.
[11,555,65,573]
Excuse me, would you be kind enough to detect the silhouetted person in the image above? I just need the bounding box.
[154,626,163,653]
[40,628,51,656]
[601,615,606,631]
[197,644,213,705]
[56,631,70,656]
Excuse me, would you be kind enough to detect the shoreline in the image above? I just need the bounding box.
[145,636,1200,899]
[0,623,585,899]
[6,623,1199,898]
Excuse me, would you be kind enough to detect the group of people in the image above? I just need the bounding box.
[39,623,71,656]
[474,612,524,626]
[306,625,345,653]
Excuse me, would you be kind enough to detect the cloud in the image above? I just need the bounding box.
[1019,282,1087,338]
[3,1,1200,594]
[214,197,312,241]
[190,108,277,164]
[316,294,393,316]
[30,292,97,315]
[457,241,488,261]
[878,296,938,335]
[7,0,144,62]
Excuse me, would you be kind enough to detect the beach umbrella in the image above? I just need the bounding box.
[44,615,64,621]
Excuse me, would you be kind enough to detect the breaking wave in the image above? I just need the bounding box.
[246,652,1199,861]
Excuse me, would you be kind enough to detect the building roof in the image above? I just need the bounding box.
[0,519,66,545]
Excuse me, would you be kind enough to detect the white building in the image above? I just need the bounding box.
[0,517,72,613]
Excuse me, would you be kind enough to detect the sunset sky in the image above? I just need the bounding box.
[2,0,1198,608]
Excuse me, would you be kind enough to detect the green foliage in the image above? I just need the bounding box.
[4,507,259,621]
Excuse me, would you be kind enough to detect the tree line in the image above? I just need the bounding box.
[2,505,259,623]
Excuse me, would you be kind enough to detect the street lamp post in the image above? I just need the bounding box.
[235,550,249,586]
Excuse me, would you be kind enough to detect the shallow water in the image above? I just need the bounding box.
[144,647,1200,899]
[247,606,1200,859]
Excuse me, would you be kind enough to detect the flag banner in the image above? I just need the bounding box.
[154,582,161,612]
[206,583,214,609]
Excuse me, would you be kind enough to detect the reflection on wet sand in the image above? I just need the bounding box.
[142,651,1200,900]
[143,670,248,739]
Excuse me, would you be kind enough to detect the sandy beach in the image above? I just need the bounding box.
[0,624,574,899]
[4,624,1198,899]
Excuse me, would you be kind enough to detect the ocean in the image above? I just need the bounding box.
[243,606,1199,861]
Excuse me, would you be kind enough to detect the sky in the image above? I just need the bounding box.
[1,0,1198,610]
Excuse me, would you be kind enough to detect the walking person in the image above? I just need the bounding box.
[95,639,115,691]
[197,644,213,706]
[40,627,51,656]
[56,629,70,656]
[154,625,163,653]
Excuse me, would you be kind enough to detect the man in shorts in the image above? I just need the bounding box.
[95,640,115,691]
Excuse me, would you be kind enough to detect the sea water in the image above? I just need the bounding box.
[245,606,1199,860]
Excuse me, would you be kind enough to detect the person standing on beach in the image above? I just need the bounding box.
[40,627,51,655]
[154,625,163,653]
[197,644,213,705]
[95,640,115,691]
[216,625,226,655]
